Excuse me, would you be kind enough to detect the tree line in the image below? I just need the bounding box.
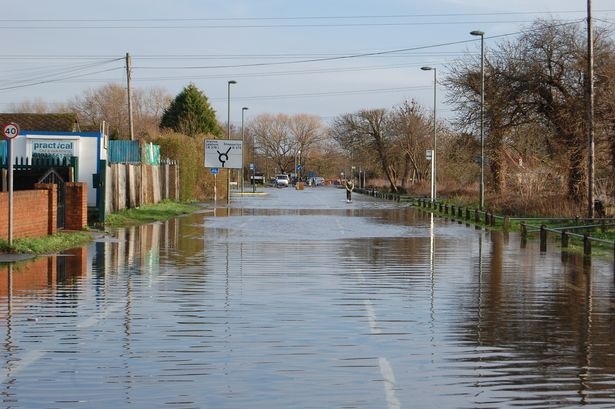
[8,18,614,215]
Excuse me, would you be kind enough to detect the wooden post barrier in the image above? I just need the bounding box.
[466,208,471,221]
[503,216,510,231]
[475,209,479,223]
[540,224,547,252]
[583,234,592,257]
[521,223,527,238]
[561,230,569,248]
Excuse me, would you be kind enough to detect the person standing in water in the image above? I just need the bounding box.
[345,179,355,202]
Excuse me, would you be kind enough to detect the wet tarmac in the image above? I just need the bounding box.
[1,186,615,408]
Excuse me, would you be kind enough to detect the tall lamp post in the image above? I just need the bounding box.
[586,0,595,218]
[421,66,437,203]
[227,80,237,205]
[470,30,485,210]
[241,106,248,193]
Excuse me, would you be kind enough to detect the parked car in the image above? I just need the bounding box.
[274,174,290,187]
[312,176,325,186]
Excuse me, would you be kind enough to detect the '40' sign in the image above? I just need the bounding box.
[2,122,20,140]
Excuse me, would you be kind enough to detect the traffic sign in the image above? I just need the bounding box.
[204,139,243,169]
[3,122,20,140]
[210,167,219,175]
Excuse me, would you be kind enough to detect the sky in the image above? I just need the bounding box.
[1,0,614,127]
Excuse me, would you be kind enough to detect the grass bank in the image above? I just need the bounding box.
[0,231,92,255]
[104,201,201,227]
[1,201,201,256]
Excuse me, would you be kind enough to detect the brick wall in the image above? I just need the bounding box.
[34,183,57,236]
[65,182,88,231]
[0,182,87,240]
[0,189,53,239]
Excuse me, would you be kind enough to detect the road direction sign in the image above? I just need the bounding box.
[3,122,20,140]
[204,139,243,169]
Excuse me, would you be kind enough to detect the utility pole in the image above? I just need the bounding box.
[126,52,135,141]
[586,0,595,218]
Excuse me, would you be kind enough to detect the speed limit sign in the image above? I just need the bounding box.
[3,122,20,140]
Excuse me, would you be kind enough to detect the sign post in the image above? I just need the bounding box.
[204,140,243,204]
[210,167,219,203]
[3,122,20,246]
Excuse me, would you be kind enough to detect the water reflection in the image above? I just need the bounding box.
[0,189,614,408]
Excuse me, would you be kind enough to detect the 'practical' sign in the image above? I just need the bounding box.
[31,140,76,156]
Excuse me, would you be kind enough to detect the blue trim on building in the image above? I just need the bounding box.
[21,130,102,138]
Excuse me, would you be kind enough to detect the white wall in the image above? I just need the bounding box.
[9,131,108,206]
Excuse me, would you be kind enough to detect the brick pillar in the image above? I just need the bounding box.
[65,182,88,230]
[34,183,57,235]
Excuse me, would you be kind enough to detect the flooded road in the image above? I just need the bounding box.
[1,186,615,408]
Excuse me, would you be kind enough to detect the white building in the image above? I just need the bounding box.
[7,130,108,206]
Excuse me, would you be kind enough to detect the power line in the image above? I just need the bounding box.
[134,39,481,70]
[0,19,582,30]
[209,85,433,102]
[0,9,612,22]
[0,58,124,91]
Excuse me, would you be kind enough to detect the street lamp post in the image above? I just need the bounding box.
[471,30,485,210]
[421,66,437,203]
[241,107,248,194]
[227,80,237,205]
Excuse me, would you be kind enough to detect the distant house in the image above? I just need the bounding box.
[0,113,108,207]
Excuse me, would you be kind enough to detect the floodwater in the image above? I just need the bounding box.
[1,186,615,408]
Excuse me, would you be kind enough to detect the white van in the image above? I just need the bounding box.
[274,174,290,187]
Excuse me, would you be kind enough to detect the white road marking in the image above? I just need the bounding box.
[77,302,124,328]
[1,349,46,382]
[379,357,401,409]
[363,299,401,409]
[364,300,382,334]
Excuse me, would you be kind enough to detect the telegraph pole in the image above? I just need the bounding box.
[586,0,595,218]
[126,52,135,141]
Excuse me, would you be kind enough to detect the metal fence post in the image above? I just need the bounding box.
[540,224,547,252]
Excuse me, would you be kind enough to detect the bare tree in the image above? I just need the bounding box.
[133,87,173,137]
[6,98,70,114]
[389,100,432,189]
[331,109,399,192]
[247,113,325,175]
[70,83,128,137]
[248,113,294,173]
[71,83,172,139]
[289,113,324,162]
[446,19,615,202]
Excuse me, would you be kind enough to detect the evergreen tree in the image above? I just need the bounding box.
[160,83,222,137]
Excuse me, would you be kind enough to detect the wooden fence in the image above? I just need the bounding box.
[104,161,179,215]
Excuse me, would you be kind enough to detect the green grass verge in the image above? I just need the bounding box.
[104,201,201,227]
[0,201,200,255]
[0,232,92,255]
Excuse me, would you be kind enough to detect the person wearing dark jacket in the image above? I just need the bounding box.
[345,179,355,202]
